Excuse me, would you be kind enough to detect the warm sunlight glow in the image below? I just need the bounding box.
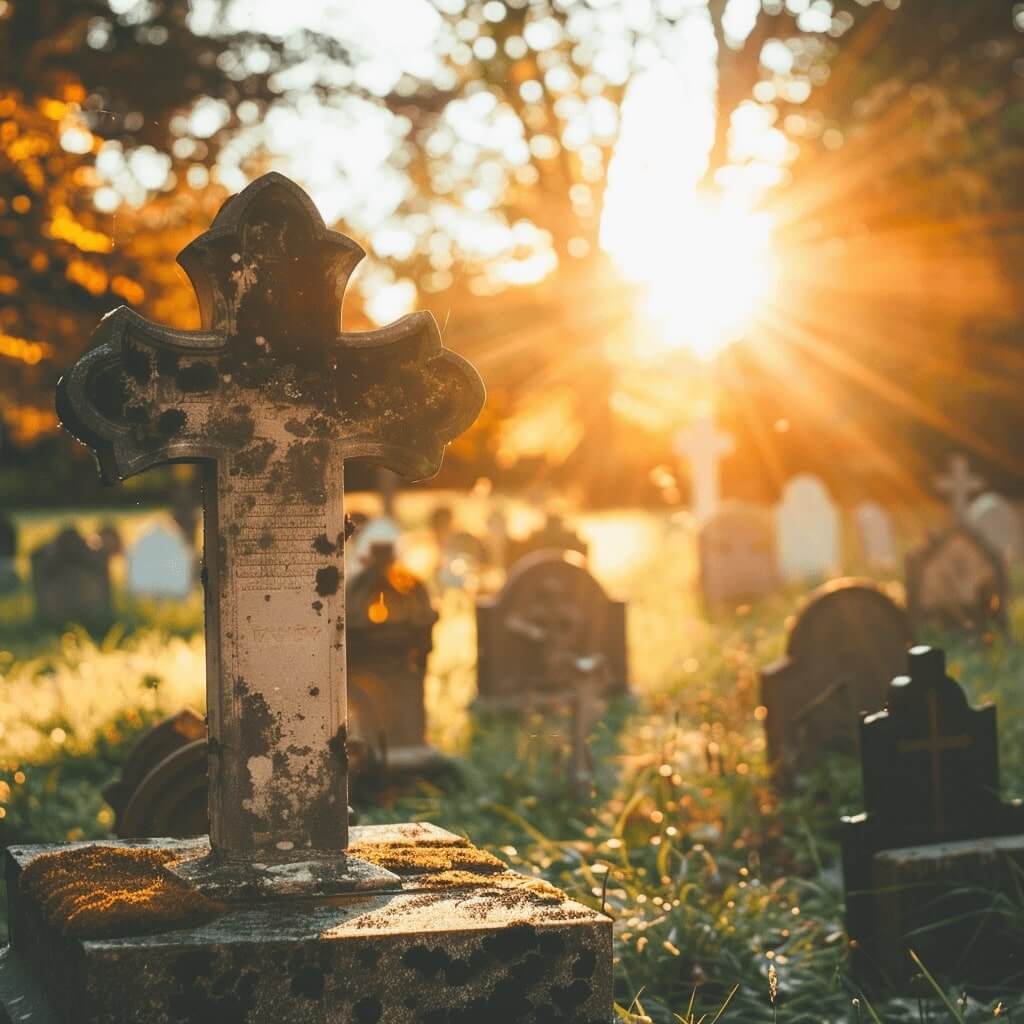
[601,61,780,362]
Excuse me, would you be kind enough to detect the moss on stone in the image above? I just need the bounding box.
[20,845,225,939]
[348,840,505,876]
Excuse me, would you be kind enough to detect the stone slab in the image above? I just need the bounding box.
[2,823,612,1024]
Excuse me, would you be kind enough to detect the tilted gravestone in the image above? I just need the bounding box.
[698,501,780,607]
[968,491,1023,566]
[0,513,19,594]
[674,414,734,526]
[346,541,446,777]
[476,549,628,711]
[853,500,898,570]
[842,646,1024,987]
[776,474,840,582]
[507,513,589,565]
[2,173,610,1024]
[125,520,194,600]
[104,709,209,839]
[29,526,112,628]
[760,578,914,782]
[905,525,1006,633]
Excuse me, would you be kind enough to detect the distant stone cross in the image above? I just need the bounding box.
[58,173,484,867]
[897,689,971,833]
[674,414,734,525]
[935,454,983,524]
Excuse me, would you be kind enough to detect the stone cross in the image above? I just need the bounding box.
[935,453,983,524]
[58,173,484,871]
[674,414,734,525]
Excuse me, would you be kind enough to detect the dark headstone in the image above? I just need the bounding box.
[760,578,913,781]
[96,521,123,558]
[905,524,1007,632]
[103,709,209,839]
[841,646,1024,987]
[506,514,588,565]
[475,550,628,711]
[0,513,19,594]
[346,543,446,777]
[29,527,112,628]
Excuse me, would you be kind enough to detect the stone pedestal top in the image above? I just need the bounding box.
[2,823,612,1024]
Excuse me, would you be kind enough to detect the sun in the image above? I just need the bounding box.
[599,64,779,362]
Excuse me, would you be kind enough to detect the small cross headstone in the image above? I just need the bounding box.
[935,453,983,524]
[841,646,1024,986]
[56,171,484,870]
[0,513,19,594]
[29,527,112,628]
[776,474,840,582]
[104,709,209,839]
[905,523,1006,632]
[476,549,628,711]
[674,414,734,526]
[698,501,780,607]
[760,578,913,782]
[968,491,1023,565]
[853,500,898,570]
[126,520,193,600]
[346,541,445,778]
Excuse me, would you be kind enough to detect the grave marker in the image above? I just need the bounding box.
[841,646,1024,986]
[776,474,840,582]
[698,501,780,607]
[476,549,628,711]
[125,520,193,600]
[935,452,983,523]
[29,526,112,628]
[853,500,898,570]
[2,172,611,1023]
[674,414,734,525]
[507,513,589,564]
[760,578,913,782]
[905,524,1006,632]
[968,491,1023,565]
[0,513,18,594]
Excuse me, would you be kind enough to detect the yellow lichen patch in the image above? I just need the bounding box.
[349,840,507,876]
[413,869,566,904]
[20,845,224,939]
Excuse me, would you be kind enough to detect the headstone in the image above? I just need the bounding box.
[347,515,401,573]
[853,500,898,570]
[968,491,1023,565]
[905,524,1006,632]
[841,646,1024,987]
[103,709,209,839]
[2,172,610,1024]
[698,501,780,606]
[96,521,124,558]
[673,414,734,526]
[29,527,112,628]
[935,452,983,523]
[0,513,19,594]
[760,578,914,782]
[476,549,628,711]
[125,521,193,600]
[346,541,446,777]
[507,513,589,564]
[776,474,840,582]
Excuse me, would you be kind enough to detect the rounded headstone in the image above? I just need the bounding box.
[776,474,840,582]
[967,492,1023,565]
[126,521,193,600]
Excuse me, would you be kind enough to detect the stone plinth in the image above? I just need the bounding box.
[870,834,1024,986]
[1,823,612,1024]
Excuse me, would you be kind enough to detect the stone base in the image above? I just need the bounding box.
[868,834,1024,988]
[2,823,612,1024]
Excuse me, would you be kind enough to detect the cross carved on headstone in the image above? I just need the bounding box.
[674,414,734,525]
[935,454,983,524]
[57,173,484,871]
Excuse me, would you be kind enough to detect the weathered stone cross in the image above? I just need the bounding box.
[674,414,734,525]
[58,173,484,877]
[935,453,983,524]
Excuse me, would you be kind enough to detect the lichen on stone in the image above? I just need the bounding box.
[20,845,225,939]
[348,840,505,876]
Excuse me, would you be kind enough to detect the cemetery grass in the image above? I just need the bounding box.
[2,531,1024,1021]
